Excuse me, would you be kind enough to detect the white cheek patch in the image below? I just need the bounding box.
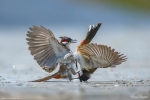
[62,42,68,44]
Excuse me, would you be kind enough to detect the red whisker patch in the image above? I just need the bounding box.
[62,39,67,42]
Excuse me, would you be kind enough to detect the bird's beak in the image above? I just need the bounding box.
[71,39,77,43]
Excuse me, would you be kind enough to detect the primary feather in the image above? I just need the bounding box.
[77,43,127,71]
[26,26,69,73]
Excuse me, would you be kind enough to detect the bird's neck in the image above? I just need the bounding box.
[65,43,70,49]
[61,42,71,51]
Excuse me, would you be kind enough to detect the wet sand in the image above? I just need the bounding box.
[0,76,150,100]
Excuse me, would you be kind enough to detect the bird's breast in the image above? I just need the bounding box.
[75,54,91,70]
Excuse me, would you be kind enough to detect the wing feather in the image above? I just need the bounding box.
[30,46,52,56]
[105,45,109,60]
[77,43,127,69]
[92,43,99,58]
[26,25,69,73]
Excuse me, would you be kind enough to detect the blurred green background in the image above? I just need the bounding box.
[90,0,150,10]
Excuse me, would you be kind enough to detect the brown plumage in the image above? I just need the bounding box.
[26,25,70,73]
[77,43,127,69]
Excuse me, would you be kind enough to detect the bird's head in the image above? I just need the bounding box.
[77,70,91,82]
[59,36,77,46]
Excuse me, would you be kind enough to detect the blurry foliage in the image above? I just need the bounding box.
[84,0,150,11]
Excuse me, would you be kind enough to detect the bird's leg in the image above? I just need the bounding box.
[69,63,78,75]
[67,63,84,82]
[70,71,81,81]
[66,68,73,81]
[77,71,82,82]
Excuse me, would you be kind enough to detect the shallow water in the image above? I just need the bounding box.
[0,76,150,100]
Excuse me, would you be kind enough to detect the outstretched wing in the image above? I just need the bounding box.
[77,43,127,70]
[26,26,69,73]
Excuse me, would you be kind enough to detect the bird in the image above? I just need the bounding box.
[26,22,127,82]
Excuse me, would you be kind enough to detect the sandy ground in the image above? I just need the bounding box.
[0,76,150,100]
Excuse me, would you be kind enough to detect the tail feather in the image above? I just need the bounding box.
[30,65,70,82]
[84,23,101,44]
[30,72,59,82]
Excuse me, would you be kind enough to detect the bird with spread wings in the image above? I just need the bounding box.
[26,22,127,82]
